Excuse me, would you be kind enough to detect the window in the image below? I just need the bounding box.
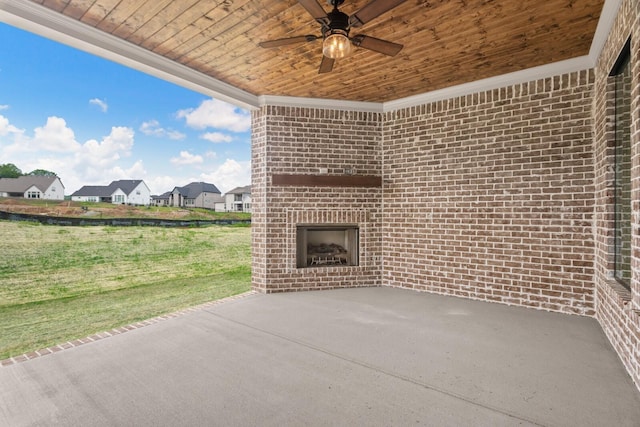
[612,39,631,289]
[113,195,125,203]
[27,191,41,199]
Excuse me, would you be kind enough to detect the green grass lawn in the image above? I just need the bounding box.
[0,221,251,359]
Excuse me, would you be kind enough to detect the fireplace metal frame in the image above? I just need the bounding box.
[296,224,359,268]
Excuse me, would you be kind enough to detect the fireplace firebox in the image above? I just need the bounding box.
[296,225,359,268]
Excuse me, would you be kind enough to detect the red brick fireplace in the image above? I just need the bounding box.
[251,108,382,293]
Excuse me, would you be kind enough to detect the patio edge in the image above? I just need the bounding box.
[0,290,257,367]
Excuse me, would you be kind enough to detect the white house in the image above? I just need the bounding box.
[0,176,65,200]
[224,185,251,213]
[71,180,151,205]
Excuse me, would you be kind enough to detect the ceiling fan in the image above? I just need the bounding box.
[259,0,407,73]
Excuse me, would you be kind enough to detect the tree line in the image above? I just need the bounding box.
[0,163,57,178]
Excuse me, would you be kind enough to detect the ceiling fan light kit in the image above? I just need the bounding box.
[260,0,406,73]
[323,30,352,59]
[322,1,352,59]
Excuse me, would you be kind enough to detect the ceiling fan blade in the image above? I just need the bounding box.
[259,35,319,48]
[349,0,407,27]
[318,56,335,74]
[351,35,403,56]
[298,0,329,26]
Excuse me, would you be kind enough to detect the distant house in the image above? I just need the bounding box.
[152,182,223,209]
[71,180,151,205]
[151,191,171,207]
[225,185,251,213]
[0,176,65,200]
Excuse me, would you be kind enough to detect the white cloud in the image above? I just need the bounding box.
[33,116,82,152]
[176,99,250,132]
[89,98,108,113]
[139,119,185,140]
[80,126,133,163]
[0,111,251,198]
[170,150,204,166]
[145,175,182,196]
[199,158,251,194]
[109,160,146,181]
[166,130,186,140]
[72,126,136,182]
[139,120,162,136]
[1,117,133,167]
[201,132,233,143]
[0,105,9,111]
[16,156,74,190]
[0,114,23,137]
[0,118,139,194]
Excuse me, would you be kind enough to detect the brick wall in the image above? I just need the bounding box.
[382,72,596,315]
[592,0,640,391]
[254,78,596,307]
[251,106,383,292]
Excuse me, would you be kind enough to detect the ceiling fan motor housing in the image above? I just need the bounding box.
[326,8,350,35]
[260,0,407,73]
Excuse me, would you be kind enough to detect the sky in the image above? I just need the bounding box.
[0,23,251,196]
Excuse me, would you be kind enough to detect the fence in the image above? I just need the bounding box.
[0,211,250,227]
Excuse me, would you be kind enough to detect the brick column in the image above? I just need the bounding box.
[251,108,268,292]
[250,105,383,292]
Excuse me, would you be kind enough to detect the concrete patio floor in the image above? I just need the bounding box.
[1,287,639,426]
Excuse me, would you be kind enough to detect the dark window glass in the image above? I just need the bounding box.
[612,39,631,288]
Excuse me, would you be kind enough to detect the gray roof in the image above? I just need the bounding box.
[173,182,221,199]
[226,185,251,195]
[109,180,144,196]
[71,185,113,197]
[151,191,171,200]
[0,176,62,193]
[72,180,145,197]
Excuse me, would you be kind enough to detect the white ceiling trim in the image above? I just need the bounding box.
[588,0,623,62]
[0,0,622,114]
[383,56,593,112]
[259,55,593,113]
[258,95,383,113]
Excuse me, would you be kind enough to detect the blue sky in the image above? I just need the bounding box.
[0,23,251,195]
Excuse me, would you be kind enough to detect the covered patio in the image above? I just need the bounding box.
[1,287,639,426]
[0,0,639,418]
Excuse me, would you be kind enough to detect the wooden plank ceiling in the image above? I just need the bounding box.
[31,0,604,103]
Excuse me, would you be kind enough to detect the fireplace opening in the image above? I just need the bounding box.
[296,225,359,268]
